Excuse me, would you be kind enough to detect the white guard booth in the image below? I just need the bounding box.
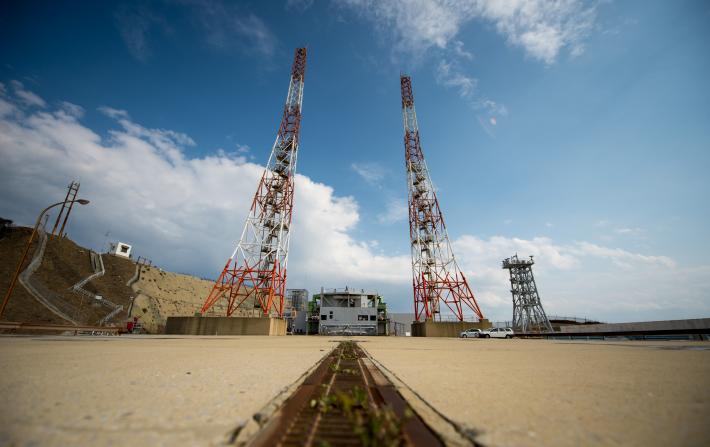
[110,242,132,259]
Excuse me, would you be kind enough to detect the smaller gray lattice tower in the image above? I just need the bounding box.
[502,254,553,333]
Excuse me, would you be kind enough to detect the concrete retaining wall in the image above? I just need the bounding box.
[165,316,287,336]
[559,318,710,334]
[412,319,492,337]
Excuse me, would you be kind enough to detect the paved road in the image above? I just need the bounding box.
[362,337,710,447]
[0,335,335,446]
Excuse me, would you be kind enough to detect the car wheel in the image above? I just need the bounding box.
[462,334,467,338]
[506,334,512,339]
[484,334,490,338]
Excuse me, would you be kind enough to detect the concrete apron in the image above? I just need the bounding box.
[165,316,287,335]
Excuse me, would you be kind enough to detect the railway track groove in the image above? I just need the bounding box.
[248,341,444,447]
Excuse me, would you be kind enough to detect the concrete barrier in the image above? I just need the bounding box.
[165,316,287,335]
[559,318,710,334]
[412,319,492,337]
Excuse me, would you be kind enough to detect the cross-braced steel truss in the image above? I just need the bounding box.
[400,75,485,322]
[502,254,553,333]
[200,48,307,317]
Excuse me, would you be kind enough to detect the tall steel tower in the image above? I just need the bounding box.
[200,48,307,318]
[502,254,553,333]
[400,75,485,322]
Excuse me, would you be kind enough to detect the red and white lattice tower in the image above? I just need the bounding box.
[400,75,485,322]
[200,48,307,318]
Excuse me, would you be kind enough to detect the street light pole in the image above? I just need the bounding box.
[0,199,90,319]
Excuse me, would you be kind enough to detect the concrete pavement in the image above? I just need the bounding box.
[362,337,710,447]
[0,335,335,446]
[1,335,709,446]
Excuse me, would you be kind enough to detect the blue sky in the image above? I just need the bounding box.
[1,0,709,322]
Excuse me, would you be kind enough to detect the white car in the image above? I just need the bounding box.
[459,328,482,338]
[480,327,515,339]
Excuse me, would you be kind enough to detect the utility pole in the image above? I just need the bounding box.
[51,181,80,237]
[400,75,485,322]
[199,48,307,318]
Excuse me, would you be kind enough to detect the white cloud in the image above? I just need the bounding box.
[454,235,708,322]
[115,1,278,61]
[435,59,507,131]
[286,0,315,11]
[452,39,473,60]
[0,90,408,309]
[188,1,278,57]
[351,162,387,186]
[0,90,17,118]
[614,227,644,236]
[98,106,129,119]
[114,4,170,62]
[10,80,46,108]
[436,60,477,98]
[477,0,597,63]
[475,98,508,117]
[59,102,84,118]
[342,2,587,131]
[338,0,468,56]
[377,198,408,224]
[338,0,598,64]
[1,91,706,323]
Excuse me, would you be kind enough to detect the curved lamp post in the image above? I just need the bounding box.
[0,199,90,319]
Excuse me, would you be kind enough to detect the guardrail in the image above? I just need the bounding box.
[0,321,121,334]
[514,328,710,340]
[18,225,79,324]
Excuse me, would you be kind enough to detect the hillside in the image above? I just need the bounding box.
[1,225,255,333]
[0,227,60,323]
[130,266,256,333]
[0,226,135,325]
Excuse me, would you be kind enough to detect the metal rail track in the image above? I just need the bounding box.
[249,341,443,447]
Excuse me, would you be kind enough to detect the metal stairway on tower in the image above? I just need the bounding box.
[199,48,307,318]
[502,254,554,333]
[400,75,485,322]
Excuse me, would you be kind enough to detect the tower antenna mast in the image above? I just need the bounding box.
[400,75,484,322]
[200,48,307,317]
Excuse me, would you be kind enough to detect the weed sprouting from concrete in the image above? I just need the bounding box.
[307,340,412,445]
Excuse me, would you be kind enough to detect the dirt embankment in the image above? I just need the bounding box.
[0,226,135,324]
[0,227,60,323]
[129,266,257,333]
[2,225,256,332]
